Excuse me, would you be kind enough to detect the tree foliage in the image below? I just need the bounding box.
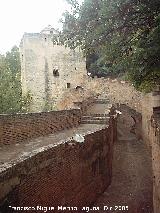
[0,46,31,114]
[57,0,160,91]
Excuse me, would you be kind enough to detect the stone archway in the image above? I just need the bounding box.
[117,104,142,140]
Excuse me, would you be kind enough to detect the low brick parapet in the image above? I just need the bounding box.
[0,109,81,146]
[0,100,117,212]
[0,121,116,212]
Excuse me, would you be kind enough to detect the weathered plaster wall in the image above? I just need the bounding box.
[0,109,81,146]
[0,115,116,213]
[20,32,87,112]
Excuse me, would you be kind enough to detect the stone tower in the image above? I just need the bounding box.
[20,26,87,112]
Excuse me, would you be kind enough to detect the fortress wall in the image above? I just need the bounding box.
[92,78,142,113]
[20,34,49,111]
[141,94,153,146]
[0,116,116,212]
[139,89,160,213]
[151,108,160,213]
[20,33,87,112]
[141,90,160,147]
[0,109,81,146]
[85,78,155,145]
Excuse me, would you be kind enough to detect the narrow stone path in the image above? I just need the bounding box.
[94,120,153,213]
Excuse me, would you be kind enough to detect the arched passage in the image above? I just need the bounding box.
[117,104,142,140]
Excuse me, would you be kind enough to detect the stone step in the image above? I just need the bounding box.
[82,116,110,120]
[94,99,110,104]
[118,137,136,143]
[83,113,109,117]
[81,119,108,124]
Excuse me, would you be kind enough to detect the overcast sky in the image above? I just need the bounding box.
[0,0,81,54]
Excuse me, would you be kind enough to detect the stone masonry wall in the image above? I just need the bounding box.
[20,33,87,112]
[0,109,81,146]
[141,89,160,147]
[0,116,116,213]
[117,104,142,140]
[151,108,160,213]
[141,88,160,213]
[141,94,153,147]
[92,78,142,113]
[73,97,96,114]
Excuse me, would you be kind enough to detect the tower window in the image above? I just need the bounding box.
[53,69,59,77]
[67,83,71,88]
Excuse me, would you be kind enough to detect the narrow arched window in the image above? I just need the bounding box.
[53,69,59,77]
[67,83,71,88]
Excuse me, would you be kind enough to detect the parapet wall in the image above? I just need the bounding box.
[0,109,81,146]
[151,108,160,213]
[0,115,116,212]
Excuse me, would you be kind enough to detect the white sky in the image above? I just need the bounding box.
[0,0,81,54]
